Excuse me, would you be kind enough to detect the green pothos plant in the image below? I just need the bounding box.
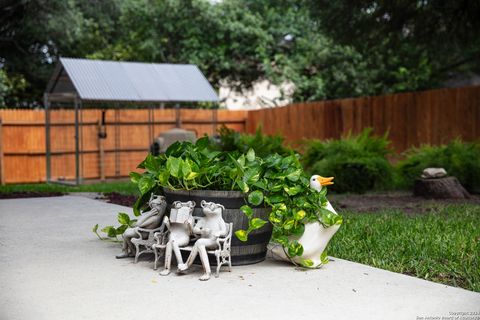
[123,136,343,268]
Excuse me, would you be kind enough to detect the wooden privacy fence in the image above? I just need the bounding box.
[0,85,479,184]
[247,86,480,152]
[0,109,247,184]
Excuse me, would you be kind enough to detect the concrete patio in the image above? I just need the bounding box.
[0,196,478,320]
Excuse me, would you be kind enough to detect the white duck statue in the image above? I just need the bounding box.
[270,175,341,267]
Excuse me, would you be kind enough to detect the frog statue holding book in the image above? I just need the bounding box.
[159,201,196,276]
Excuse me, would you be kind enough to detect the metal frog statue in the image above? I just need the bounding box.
[178,200,228,281]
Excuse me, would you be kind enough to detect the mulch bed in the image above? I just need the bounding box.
[0,192,64,199]
[103,192,137,207]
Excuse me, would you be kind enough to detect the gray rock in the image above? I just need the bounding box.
[421,168,447,179]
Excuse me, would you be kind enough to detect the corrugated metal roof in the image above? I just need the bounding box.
[49,57,218,102]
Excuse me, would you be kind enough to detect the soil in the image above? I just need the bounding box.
[0,192,64,199]
[103,192,137,207]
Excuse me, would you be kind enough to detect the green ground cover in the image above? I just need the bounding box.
[0,181,138,195]
[329,204,480,292]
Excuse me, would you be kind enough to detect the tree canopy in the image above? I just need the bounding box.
[1,0,478,107]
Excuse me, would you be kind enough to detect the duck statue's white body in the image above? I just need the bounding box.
[270,175,340,267]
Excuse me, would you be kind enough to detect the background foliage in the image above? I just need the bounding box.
[1,0,479,107]
[302,129,394,193]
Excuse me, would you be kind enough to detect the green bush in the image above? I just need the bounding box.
[214,126,292,157]
[397,139,480,193]
[302,129,394,193]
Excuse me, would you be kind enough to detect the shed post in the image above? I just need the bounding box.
[74,95,81,185]
[175,103,181,128]
[0,117,4,185]
[44,93,51,183]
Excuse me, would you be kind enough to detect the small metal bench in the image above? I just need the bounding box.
[152,218,233,277]
[131,222,167,264]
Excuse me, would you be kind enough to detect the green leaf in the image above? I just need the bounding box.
[294,210,306,220]
[117,212,130,225]
[288,241,304,257]
[92,224,98,233]
[237,180,249,193]
[286,169,302,182]
[165,141,183,156]
[302,259,314,267]
[167,157,182,178]
[246,148,255,162]
[181,160,192,177]
[240,205,253,218]
[129,172,142,184]
[284,185,303,196]
[185,171,199,180]
[237,154,246,167]
[195,136,210,150]
[158,170,170,185]
[249,218,267,230]
[266,194,285,204]
[116,224,128,235]
[143,154,159,173]
[101,226,117,238]
[129,219,137,228]
[291,223,305,236]
[276,235,289,246]
[283,219,295,230]
[269,211,282,224]
[235,229,248,242]
[320,251,329,265]
[248,190,264,206]
[133,190,155,216]
[138,175,156,195]
[244,168,260,184]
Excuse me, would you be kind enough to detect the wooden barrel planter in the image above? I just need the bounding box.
[163,188,272,266]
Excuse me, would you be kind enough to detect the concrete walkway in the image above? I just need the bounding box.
[0,196,478,320]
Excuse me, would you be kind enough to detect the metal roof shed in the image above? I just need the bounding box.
[44,57,219,184]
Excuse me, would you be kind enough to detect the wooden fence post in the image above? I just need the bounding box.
[0,118,5,185]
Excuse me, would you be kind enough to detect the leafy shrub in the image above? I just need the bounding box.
[302,129,394,193]
[397,139,480,193]
[213,126,292,157]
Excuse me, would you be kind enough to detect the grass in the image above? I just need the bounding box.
[0,181,139,195]
[328,204,480,292]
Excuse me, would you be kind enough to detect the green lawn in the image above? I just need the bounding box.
[0,182,139,195]
[329,204,480,292]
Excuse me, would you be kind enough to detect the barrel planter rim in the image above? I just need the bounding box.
[162,187,246,198]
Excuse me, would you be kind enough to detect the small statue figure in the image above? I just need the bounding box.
[159,201,196,276]
[116,194,167,259]
[178,200,227,281]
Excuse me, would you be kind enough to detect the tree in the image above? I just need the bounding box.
[0,0,121,106]
[89,0,272,91]
[307,0,480,94]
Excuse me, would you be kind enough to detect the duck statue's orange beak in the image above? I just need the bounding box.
[317,176,334,186]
